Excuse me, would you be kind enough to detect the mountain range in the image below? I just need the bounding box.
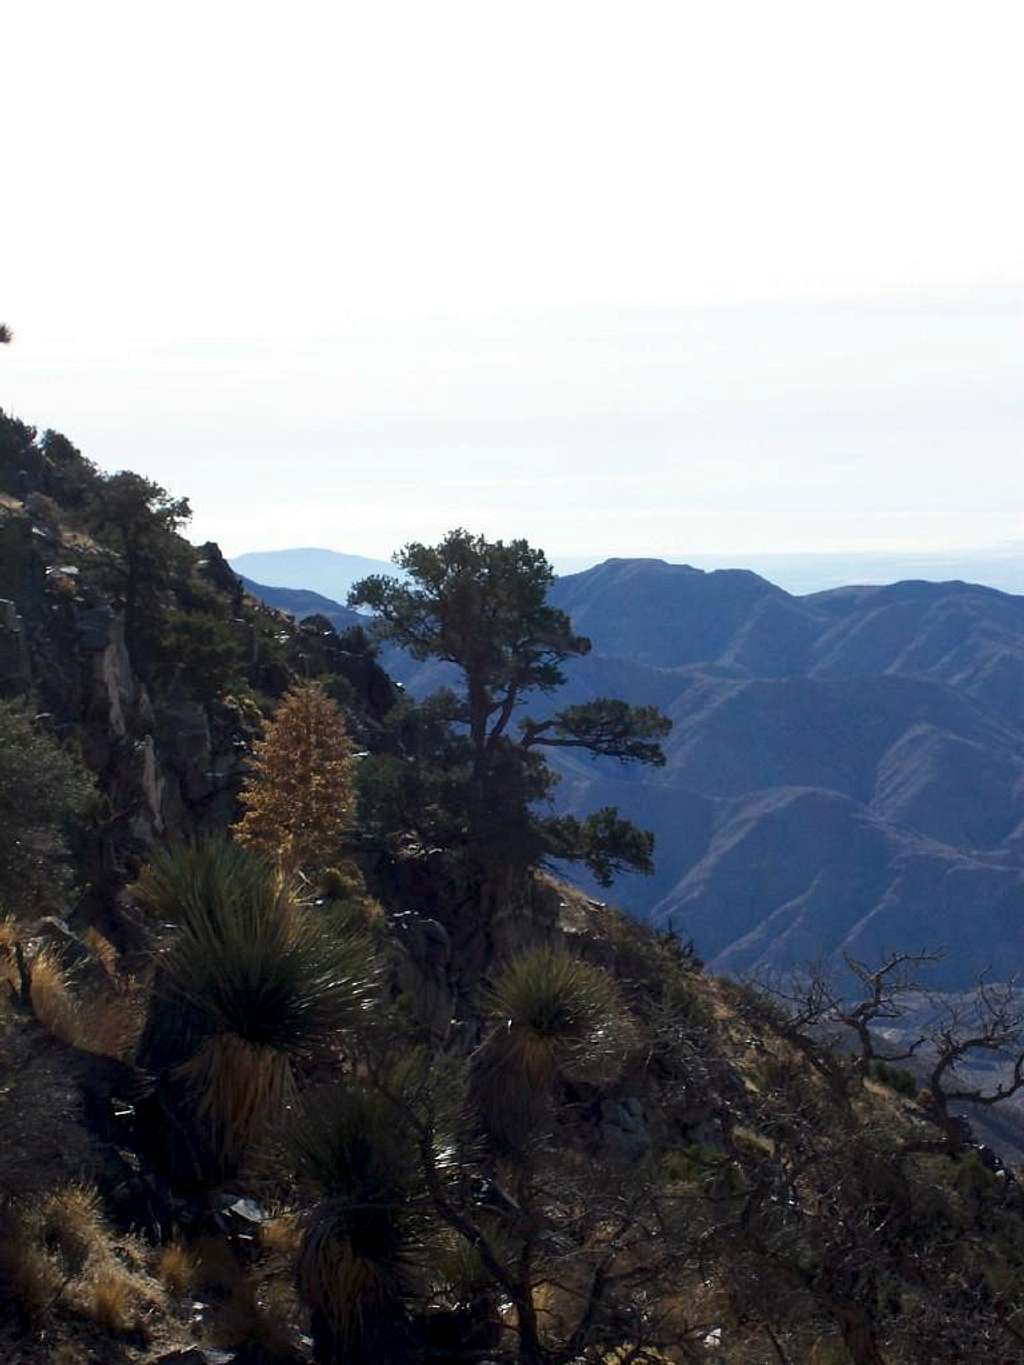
[230,548,398,602]
[240,554,1024,989]
[229,543,1024,599]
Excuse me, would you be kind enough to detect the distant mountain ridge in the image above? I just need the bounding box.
[229,543,1024,598]
[236,575,363,633]
[540,561,1024,988]
[230,547,399,602]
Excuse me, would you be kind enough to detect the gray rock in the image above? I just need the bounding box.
[155,1349,236,1364]
[598,1096,651,1161]
[392,911,454,1042]
[76,604,118,653]
[0,598,31,690]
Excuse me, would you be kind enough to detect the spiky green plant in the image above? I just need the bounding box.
[473,946,631,1149]
[131,835,278,939]
[290,1086,429,1364]
[135,839,379,1176]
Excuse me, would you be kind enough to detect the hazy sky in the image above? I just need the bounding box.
[3,1,1022,561]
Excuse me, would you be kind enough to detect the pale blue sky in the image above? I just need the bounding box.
[3,2,1022,566]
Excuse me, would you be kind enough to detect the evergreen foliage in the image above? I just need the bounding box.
[0,699,93,915]
[83,470,191,657]
[6,412,1024,1364]
[134,839,378,1176]
[350,529,670,885]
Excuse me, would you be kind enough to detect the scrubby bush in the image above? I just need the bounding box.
[0,699,93,916]
[163,609,246,700]
[869,1058,918,1097]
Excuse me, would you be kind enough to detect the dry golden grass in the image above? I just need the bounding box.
[157,1239,197,1295]
[77,987,145,1060]
[41,1182,104,1274]
[85,1267,135,1334]
[68,1242,161,1337]
[0,915,21,1005]
[0,914,18,957]
[0,1182,168,1355]
[0,1206,61,1320]
[80,926,119,978]
[209,1272,298,1356]
[260,1208,302,1257]
[177,1032,296,1169]
[28,946,81,1045]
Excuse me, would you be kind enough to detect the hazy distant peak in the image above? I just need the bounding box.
[229,547,401,602]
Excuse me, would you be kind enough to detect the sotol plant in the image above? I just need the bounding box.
[473,946,632,1151]
[134,839,378,1176]
[290,1085,428,1364]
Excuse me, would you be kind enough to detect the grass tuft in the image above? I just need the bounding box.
[84,1265,137,1334]
[0,1204,61,1321]
[41,1182,104,1274]
[261,1208,302,1257]
[28,945,80,1045]
[157,1239,197,1295]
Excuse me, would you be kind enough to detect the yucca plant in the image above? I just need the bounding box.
[473,946,631,1151]
[290,1085,430,1364]
[131,835,278,940]
[135,839,379,1179]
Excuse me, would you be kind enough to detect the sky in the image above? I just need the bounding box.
[3,1,1023,567]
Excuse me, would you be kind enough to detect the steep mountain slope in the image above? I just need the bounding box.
[237,574,364,632]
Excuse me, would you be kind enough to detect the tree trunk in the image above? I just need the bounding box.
[837,1307,886,1365]
[514,1285,547,1365]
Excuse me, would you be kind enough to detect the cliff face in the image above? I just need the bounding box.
[0,494,259,926]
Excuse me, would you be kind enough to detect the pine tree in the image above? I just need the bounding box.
[233,681,355,875]
[350,529,670,884]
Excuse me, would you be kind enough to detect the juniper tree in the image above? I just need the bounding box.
[350,530,670,889]
[84,470,191,657]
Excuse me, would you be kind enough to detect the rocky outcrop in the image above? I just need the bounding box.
[0,498,255,920]
[0,597,31,691]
